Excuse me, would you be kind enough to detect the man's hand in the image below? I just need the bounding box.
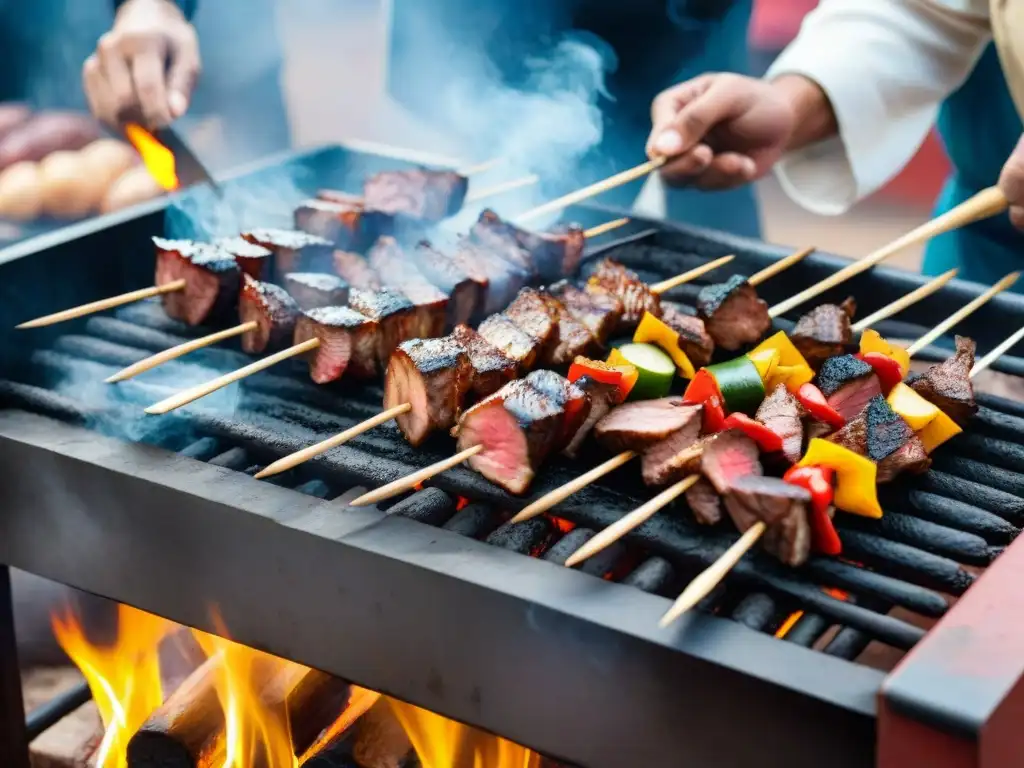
[83,0,200,130]
[999,135,1024,231]
[646,73,835,190]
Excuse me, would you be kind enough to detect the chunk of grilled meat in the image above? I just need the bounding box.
[701,430,763,496]
[363,168,468,222]
[368,237,448,338]
[217,236,273,281]
[153,237,240,326]
[696,275,772,352]
[790,297,856,367]
[588,259,661,330]
[293,306,377,384]
[660,302,715,368]
[472,209,585,281]
[348,288,418,375]
[450,324,519,398]
[724,476,812,567]
[537,292,596,366]
[593,397,701,454]
[450,238,530,316]
[641,404,704,487]
[385,336,472,447]
[686,477,723,526]
[468,212,537,279]
[505,288,557,354]
[562,375,623,459]
[241,228,333,278]
[755,384,806,464]
[548,281,624,345]
[332,250,380,290]
[295,195,388,252]
[910,335,978,426]
[878,437,931,482]
[816,354,883,424]
[283,273,350,312]
[238,275,300,354]
[523,370,592,452]
[477,313,540,370]
[827,395,930,482]
[410,242,483,326]
[454,378,565,494]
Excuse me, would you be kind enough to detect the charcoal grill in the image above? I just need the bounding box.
[3,143,1024,768]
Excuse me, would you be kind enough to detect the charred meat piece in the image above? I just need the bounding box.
[477,313,540,370]
[363,168,468,222]
[450,324,519,398]
[454,379,565,494]
[472,209,585,281]
[696,275,772,352]
[410,242,483,326]
[686,477,723,526]
[826,395,929,482]
[562,376,622,459]
[295,195,388,251]
[238,275,300,354]
[789,297,856,368]
[593,397,701,454]
[816,354,882,424]
[153,237,240,326]
[242,228,333,278]
[523,370,592,452]
[588,259,661,330]
[368,237,448,338]
[641,404,705,487]
[701,430,763,495]
[348,288,418,374]
[755,385,806,464]
[385,336,472,447]
[217,236,273,281]
[910,335,978,426]
[537,292,595,366]
[469,212,537,279]
[548,281,624,345]
[293,306,377,384]
[878,436,931,482]
[332,250,381,290]
[283,272,350,311]
[723,476,812,567]
[660,302,715,368]
[450,238,529,315]
[504,288,557,352]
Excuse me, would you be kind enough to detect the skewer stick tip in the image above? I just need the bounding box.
[348,444,484,507]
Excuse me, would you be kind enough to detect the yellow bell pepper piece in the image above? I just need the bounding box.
[859,329,911,376]
[750,331,814,393]
[747,347,779,382]
[917,408,962,453]
[886,383,940,431]
[798,438,883,519]
[633,311,696,379]
[606,348,630,367]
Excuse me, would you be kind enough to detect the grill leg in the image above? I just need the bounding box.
[0,565,29,768]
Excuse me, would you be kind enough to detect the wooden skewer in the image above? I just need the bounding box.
[106,321,258,383]
[144,338,320,415]
[850,269,958,332]
[747,246,815,287]
[347,445,483,507]
[972,325,1024,376]
[582,217,631,239]
[515,158,667,225]
[16,279,186,329]
[648,254,736,294]
[464,174,539,204]
[459,158,502,176]
[768,186,1008,320]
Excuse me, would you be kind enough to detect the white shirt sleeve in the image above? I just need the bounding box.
[766,0,993,215]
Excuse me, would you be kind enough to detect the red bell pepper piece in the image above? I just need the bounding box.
[684,369,728,432]
[795,383,846,430]
[854,352,904,394]
[568,357,639,401]
[783,465,840,555]
[721,413,784,453]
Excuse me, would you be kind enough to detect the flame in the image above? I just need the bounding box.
[299,685,381,763]
[549,516,575,534]
[389,699,542,768]
[774,611,804,638]
[125,123,179,190]
[51,604,170,768]
[413,481,425,491]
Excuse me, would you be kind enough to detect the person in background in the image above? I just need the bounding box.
[644,0,1024,287]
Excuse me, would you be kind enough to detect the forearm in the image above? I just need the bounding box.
[771,74,838,153]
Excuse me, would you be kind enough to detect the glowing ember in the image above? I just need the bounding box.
[549,516,575,534]
[774,611,804,638]
[51,604,170,768]
[124,123,179,190]
[456,496,470,511]
[824,587,850,601]
[299,685,381,764]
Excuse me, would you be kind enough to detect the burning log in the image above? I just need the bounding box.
[351,700,412,768]
[29,700,102,768]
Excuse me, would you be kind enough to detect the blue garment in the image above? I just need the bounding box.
[925,44,1024,288]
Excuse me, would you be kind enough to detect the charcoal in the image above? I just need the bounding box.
[441,503,503,539]
[837,510,995,566]
[486,518,553,555]
[913,470,1024,523]
[782,614,831,647]
[54,334,153,370]
[208,448,250,470]
[823,627,873,660]
[115,299,195,336]
[951,432,1024,475]
[85,316,249,370]
[931,454,1024,499]
[544,528,626,578]
[907,490,1018,544]
[621,557,676,596]
[178,437,220,461]
[386,488,457,526]
[976,390,1024,420]
[971,406,1024,446]
[730,593,777,631]
[0,380,102,425]
[294,479,332,499]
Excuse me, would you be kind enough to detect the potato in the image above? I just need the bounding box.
[100,165,164,214]
[39,150,103,218]
[81,139,139,189]
[0,161,43,221]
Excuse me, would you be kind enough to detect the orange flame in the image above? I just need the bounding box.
[774,611,804,639]
[124,124,179,190]
[51,604,170,768]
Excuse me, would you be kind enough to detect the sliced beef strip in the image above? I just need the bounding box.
[755,384,806,464]
[217,236,273,281]
[454,379,565,495]
[660,302,715,367]
[368,237,448,338]
[472,209,585,281]
[410,242,483,326]
[910,335,978,426]
[723,476,812,567]
[548,281,624,345]
[696,275,772,352]
[477,313,540,370]
[450,324,519,398]
[561,375,622,459]
[295,196,389,252]
[241,228,333,278]
[293,306,377,384]
[385,336,472,447]
[348,288,418,375]
[593,397,699,454]
[816,354,883,423]
[283,272,350,311]
[588,258,661,330]
[523,370,592,452]
[153,237,240,326]
[641,404,705,487]
[789,297,856,368]
[238,274,300,354]
[363,168,468,221]
[537,292,596,366]
[504,288,557,354]
[450,238,529,316]
[877,436,932,482]
[686,477,723,526]
[701,430,763,495]
[332,250,381,290]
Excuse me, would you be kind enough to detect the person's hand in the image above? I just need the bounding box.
[82,0,200,130]
[999,134,1024,230]
[646,73,800,190]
